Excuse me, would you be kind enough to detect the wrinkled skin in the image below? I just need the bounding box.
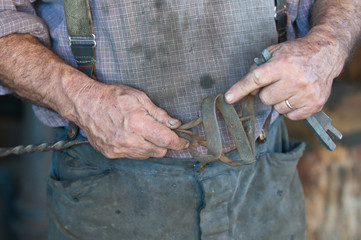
[1,0,360,160]
[73,82,190,159]
[0,34,189,160]
[225,31,346,120]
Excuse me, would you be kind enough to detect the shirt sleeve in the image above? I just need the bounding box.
[0,0,51,95]
[287,0,315,39]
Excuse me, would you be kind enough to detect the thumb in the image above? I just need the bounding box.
[145,102,182,129]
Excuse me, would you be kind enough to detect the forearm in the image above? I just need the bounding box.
[225,0,361,120]
[0,33,188,158]
[0,33,97,122]
[310,0,361,61]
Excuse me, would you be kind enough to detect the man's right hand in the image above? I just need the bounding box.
[0,34,188,160]
[72,82,189,159]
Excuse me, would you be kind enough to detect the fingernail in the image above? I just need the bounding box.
[225,93,234,103]
[167,118,180,128]
[185,141,190,149]
[167,118,177,125]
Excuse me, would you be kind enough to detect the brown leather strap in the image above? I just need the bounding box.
[176,94,256,167]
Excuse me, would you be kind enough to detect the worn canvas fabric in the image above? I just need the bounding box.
[48,117,306,240]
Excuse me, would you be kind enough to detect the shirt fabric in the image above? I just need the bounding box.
[0,0,313,158]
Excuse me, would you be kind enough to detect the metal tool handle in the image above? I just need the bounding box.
[305,111,343,151]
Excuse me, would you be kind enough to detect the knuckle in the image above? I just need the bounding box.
[118,137,133,149]
[164,136,183,150]
[314,101,324,112]
[157,108,168,116]
[154,108,169,119]
[283,54,293,64]
[252,70,263,86]
[129,119,145,132]
[277,54,293,66]
[135,91,151,103]
[297,77,309,88]
[161,136,174,147]
[155,149,167,158]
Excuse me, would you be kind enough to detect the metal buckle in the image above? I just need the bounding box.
[274,4,287,19]
[68,33,96,48]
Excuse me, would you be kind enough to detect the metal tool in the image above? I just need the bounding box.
[0,138,89,158]
[305,111,343,151]
[255,49,343,151]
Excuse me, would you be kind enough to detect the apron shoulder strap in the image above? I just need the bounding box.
[63,0,96,77]
[275,0,288,43]
[63,0,96,139]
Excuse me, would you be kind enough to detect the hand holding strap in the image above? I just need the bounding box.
[176,95,256,167]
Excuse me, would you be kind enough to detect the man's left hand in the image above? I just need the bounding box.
[224,32,346,120]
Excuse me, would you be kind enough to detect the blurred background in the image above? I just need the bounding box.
[0,96,52,240]
[0,45,360,240]
[287,44,361,240]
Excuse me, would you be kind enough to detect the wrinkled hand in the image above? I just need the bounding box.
[225,32,346,120]
[73,83,189,159]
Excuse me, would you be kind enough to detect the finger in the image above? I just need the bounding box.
[285,106,314,121]
[273,96,298,115]
[124,139,168,159]
[134,115,189,151]
[145,101,182,129]
[258,80,298,106]
[225,61,282,104]
[92,135,168,159]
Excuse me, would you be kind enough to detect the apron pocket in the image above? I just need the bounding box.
[228,141,306,240]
